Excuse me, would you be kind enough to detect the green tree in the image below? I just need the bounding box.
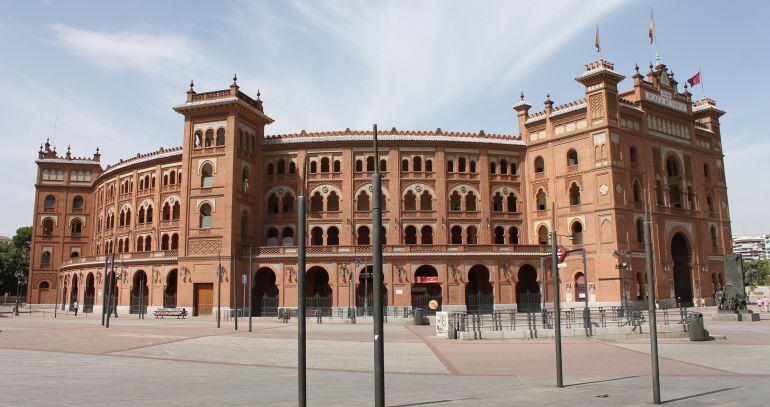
[0,227,31,297]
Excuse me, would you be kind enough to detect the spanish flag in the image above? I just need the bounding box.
[595,26,600,53]
[648,10,655,44]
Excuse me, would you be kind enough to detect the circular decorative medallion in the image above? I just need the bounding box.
[322,186,329,193]
[460,186,467,193]
[415,186,422,192]
[599,184,609,196]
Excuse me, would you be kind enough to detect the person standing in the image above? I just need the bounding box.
[763,296,769,313]
[73,300,79,316]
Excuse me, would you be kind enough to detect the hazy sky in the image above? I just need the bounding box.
[1,1,768,237]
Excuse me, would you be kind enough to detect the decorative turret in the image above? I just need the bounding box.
[576,59,624,127]
[513,92,532,136]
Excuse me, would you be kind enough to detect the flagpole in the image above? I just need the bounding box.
[650,7,660,65]
[699,68,706,98]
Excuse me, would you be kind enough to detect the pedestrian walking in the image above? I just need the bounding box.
[763,296,769,312]
[73,300,79,316]
[757,298,763,312]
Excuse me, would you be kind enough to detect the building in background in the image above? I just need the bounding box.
[732,234,768,263]
[26,56,732,315]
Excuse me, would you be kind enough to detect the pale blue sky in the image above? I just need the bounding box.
[1,1,768,237]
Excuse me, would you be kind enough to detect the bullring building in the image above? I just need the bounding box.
[27,57,732,316]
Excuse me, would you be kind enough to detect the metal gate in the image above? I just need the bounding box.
[466,293,494,314]
[306,294,332,317]
[163,293,177,308]
[411,288,442,315]
[252,294,279,317]
[517,292,542,312]
[83,295,94,313]
[129,295,148,314]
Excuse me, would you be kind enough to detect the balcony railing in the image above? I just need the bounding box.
[60,250,179,269]
[251,244,549,258]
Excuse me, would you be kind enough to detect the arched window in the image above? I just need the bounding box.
[281,228,293,245]
[310,161,317,173]
[70,219,82,236]
[310,227,323,246]
[425,159,432,172]
[161,234,169,250]
[567,149,579,166]
[215,128,225,146]
[201,163,213,188]
[508,226,519,244]
[282,193,294,213]
[465,191,477,211]
[569,183,581,206]
[500,159,508,174]
[413,156,422,172]
[310,192,323,213]
[277,159,286,175]
[333,160,341,172]
[534,156,545,173]
[703,163,711,179]
[707,193,714,212]
[490,161,497,174]
[380,159,387,172]
[633,182,642,203]
[655,181,664,205]
[356,159,364,172]
[327,227,339,245]
[404,226,417,244]
[469,160,476,173]
[493,192,503,212]
[467,226,478,244]
[204,129,214,147]
[366,156,375,172]
[327,191,340,211]
[666,156,680,177]
[449,191,461,211]
[267,163,274,175]
[571,221,583,245]
[630,146,639,163]
[242,168,250,193]
[636,219,644,243]
[507,194,518,213]
[537,225,549,245]
[494,226,505,244]
[43,218,54,236]
[73,196,84,209]
[450,226,462,244]
[356,191,370,211]
[510,162,518,175]
[267,193,279,214]
[265,227,279,246]
[41,250,51,265]
[199,203,212,228]
[687,186,695,209]
[458,157,467,172]
[403,191,417,211]
[357,226,371,245]
[172,202,180,220]
[401,159,409,172]
[289,161,297,174]
[710,226,718,248]
[447,160,454,173]
[420,226,433,244]
[44,195,56,209]
[194,130,203,148]
[138,207,146,224]
[320,157,330,173]
[419,191,432,210]
[536,189,547,211]
[171,234,178,250]
[169,170,176,185]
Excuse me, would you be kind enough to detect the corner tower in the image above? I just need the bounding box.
[172,77,274,315]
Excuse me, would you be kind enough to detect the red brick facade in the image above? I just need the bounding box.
[27,59,731,315]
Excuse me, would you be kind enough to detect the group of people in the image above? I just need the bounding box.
[756,296,770,312]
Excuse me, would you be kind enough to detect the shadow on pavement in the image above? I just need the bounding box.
[663,386,742,404]
[564,375,642,387]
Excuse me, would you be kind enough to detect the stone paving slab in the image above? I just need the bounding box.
[611,343,770,375]
[117,335,448,374]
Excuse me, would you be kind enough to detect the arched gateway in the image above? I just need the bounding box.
[306,266,332,316]
[252,267,279,316]
[516,265,540,312]
[130,270,149,314]
[356,265,387,316]
[411,265,442,315]
[671,232,693,306]
[466,265,493,314]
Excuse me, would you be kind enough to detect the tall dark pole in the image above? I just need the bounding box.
[248,245,253,332]
[106,254,115,328]
[54,275,59,319]
[217,255,222,328]
[233,257,238,331]
[242,265,247,331]
[139,274,144,319]
[579,249,590,336]
[551,205,563,388]
[100,257,108,325]
[297,155,308,407]
[644,197,661,404]
[372,124,385,407]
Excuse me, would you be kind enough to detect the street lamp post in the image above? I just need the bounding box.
[13,270,26,316]
[248,245,253,333]
[216,256,224,328]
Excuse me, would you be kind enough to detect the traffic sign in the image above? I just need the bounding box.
[557,245,567,263]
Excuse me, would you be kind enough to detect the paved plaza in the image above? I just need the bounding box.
[1,308,769,406]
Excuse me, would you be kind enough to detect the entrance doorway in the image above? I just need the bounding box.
[356,265,388,316]
[411,265,442,315]
[130,270,149,314]
[516,265,540,312]
[193,283,214,316]
[69,275,79,311]
[466,265,493,314]
[164,270,178,308]
[671,232,693,306]
[252,267,279,316]
[37,281,51,304]
[573,272,586,303]
[84,273,95,313]
[307,267,332,316]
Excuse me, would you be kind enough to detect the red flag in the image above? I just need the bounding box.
[595,26,600,53]
[648,10,655,44]
[687,71,701,87]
